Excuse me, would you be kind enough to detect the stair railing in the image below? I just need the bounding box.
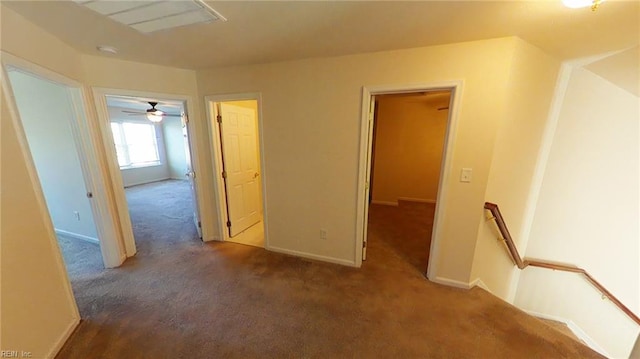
[484,202,640,326]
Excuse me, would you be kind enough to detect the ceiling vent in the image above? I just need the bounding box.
[72,0,226,33]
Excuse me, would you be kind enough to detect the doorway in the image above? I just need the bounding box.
[4,68,109,278]
[368,91,450,272]
[356,83,461,277]
[207,96,266,248]
[103,94,202,253]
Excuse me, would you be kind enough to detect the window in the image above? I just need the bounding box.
[110,122,161,168]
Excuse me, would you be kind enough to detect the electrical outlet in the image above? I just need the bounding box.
[320,229,327,240]
[73,211,80,221]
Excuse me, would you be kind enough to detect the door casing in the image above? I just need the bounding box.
[205,93,269,246]
[356,81,464,280]
[1,51,125,269]
[92,88,208,255]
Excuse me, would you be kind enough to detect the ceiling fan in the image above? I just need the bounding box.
[122,101,182,123]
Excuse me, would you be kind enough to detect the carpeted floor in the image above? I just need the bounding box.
[367,201,435,273]
[56,181,601,358]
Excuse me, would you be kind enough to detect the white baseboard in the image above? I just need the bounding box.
[524,309,610,358]
[46,317,79,358]
[267,245,357,267]
[55,229,99,244]
[470,278,493,294]
[398,197,436,204]
[370,200,398,206]
[122,177,171,188]
[430,276,474,289]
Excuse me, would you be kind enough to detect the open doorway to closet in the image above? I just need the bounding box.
[361,89,453,273]
[207,96,265,248]
[104,95,201,254]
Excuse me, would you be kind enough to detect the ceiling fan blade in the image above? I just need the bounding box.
[162,113,183,117]
[122,110,146,114]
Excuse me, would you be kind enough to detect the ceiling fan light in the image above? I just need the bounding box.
[147,112,163,122]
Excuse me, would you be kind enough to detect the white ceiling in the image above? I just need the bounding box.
[3,1,639,70]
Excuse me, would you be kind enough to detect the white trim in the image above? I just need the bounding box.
[524,310,610,358]
[355,81,464,279]
[45,317,80,359]
[470,278,492,293]
[397,197,437,204]
[430,276,473,289]
[268,246,357,267]
[55,229,99,244]
[370,200,398,206]
[204,93,269,248]
[122,177,171,188]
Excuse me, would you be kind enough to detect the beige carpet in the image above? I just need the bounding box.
[56,183,601,358]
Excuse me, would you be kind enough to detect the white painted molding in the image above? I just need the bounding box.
[268,246,357,267]
[355,81,464,273]
[430,276,473,289]
[470,278,493,294]
[524,309,610,358]
[55,229,99,244]
[45,317,79,358]
[397,197,436,204]
[370,200,398,206]
[122,177,172,188]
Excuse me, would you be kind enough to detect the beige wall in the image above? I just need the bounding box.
[197,37,518,277]
[514,66,640,358]
[371,95,448,205]
[471,39,560,299]
[1,5,83,81]
[1,5,83,357]
[1,79,79,358]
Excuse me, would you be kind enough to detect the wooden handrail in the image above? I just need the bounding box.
[484,202,640,326]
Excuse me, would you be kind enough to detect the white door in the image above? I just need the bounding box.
[182,113,202,238]
[219,103,261,237]
[362,97,377,261]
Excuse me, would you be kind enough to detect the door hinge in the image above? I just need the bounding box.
[191,171,196,179]
[217,114,222,123]
[226,220,231,228]
[183,113,189,124]
[197,221,201,228]
[222,171,227,179]
[363,240,367,248]
[365,181,369,190]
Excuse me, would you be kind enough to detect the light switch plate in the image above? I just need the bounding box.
[460,168,472,183]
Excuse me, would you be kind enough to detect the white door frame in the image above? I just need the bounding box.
[204,93,269,246]
[92,88,208,253]
[0,51,126,270]
[355,81,464,280]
